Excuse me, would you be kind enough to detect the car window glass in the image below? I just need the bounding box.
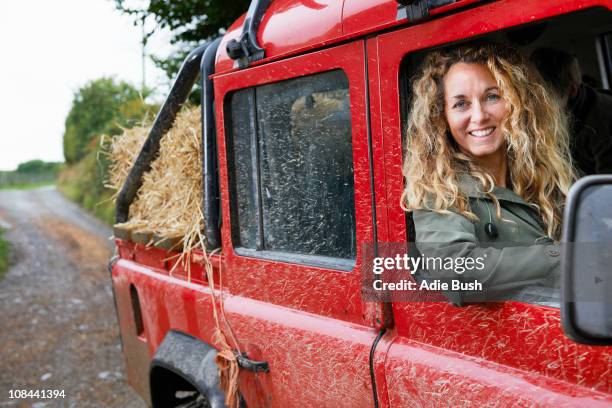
[227,70,356,261]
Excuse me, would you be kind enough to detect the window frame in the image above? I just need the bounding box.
[394,6,612,307]
[225,70,356,268]
[213,40,377,324]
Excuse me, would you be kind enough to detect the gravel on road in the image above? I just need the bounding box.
[0,187,146,408]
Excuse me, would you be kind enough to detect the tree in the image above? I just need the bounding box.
[16,160,61,175]
[114,0,250,79]
[16,160,47,174]
[63,78,152,163]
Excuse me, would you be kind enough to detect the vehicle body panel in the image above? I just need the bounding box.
[385,336,612,406]
[216,0,344,74]
[112,248,380,407]
[215,0,486,75]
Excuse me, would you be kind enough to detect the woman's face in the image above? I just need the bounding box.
[443,62,509,162]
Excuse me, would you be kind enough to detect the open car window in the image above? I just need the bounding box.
[400,7,612,308]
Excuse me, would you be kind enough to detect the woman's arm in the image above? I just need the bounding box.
[413,209,560,304]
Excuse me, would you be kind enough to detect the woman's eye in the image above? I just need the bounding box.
[486,93,500,102]
[452,100,466,109]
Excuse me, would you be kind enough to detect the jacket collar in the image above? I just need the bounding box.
[458,173,530,206]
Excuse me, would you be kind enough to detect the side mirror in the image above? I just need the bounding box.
[561,176,612,345]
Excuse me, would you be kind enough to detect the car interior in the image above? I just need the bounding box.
[400,6,612,307]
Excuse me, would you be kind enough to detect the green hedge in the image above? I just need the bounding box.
[58,144,116,225]
[0,228,9,279]
[0,161,62,189]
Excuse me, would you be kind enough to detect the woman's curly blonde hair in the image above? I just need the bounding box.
[401,43,575,240]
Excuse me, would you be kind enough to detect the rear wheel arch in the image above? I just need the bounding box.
[150,330,227,408]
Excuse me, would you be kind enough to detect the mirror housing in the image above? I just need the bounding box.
[561,175,612,345]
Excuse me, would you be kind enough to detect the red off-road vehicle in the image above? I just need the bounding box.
[111,0,612,406]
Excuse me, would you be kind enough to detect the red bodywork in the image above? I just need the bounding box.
[112,0,612,406]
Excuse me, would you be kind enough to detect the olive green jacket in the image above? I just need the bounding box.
[413,175,560,304]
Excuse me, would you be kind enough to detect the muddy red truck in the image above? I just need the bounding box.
[110,0,612,406]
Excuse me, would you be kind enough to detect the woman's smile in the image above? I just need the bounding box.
[468,127,495,138]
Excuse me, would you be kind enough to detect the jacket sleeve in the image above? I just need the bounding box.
[412,209,560,304]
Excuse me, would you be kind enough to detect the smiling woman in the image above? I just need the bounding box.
[401,43,575,304]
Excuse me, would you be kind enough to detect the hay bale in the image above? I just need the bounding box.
[106,126,148,193]
[108,107,204,251]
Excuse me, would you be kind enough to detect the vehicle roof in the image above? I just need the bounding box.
[215,0,415,74]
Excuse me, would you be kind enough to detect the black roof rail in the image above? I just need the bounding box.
[396,0,458,21]
[115,42,210,224]
[226,0,271,69]
[201,38,222,250]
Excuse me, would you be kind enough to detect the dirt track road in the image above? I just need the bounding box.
[0,187,146,408]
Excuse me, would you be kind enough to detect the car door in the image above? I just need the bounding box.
[369,0,612,405]
[214,40,389,407]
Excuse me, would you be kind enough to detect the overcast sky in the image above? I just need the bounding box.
[0,0,172,171]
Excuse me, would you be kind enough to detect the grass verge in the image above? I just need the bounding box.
[0,181,55,190]
[0,228,9,280]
